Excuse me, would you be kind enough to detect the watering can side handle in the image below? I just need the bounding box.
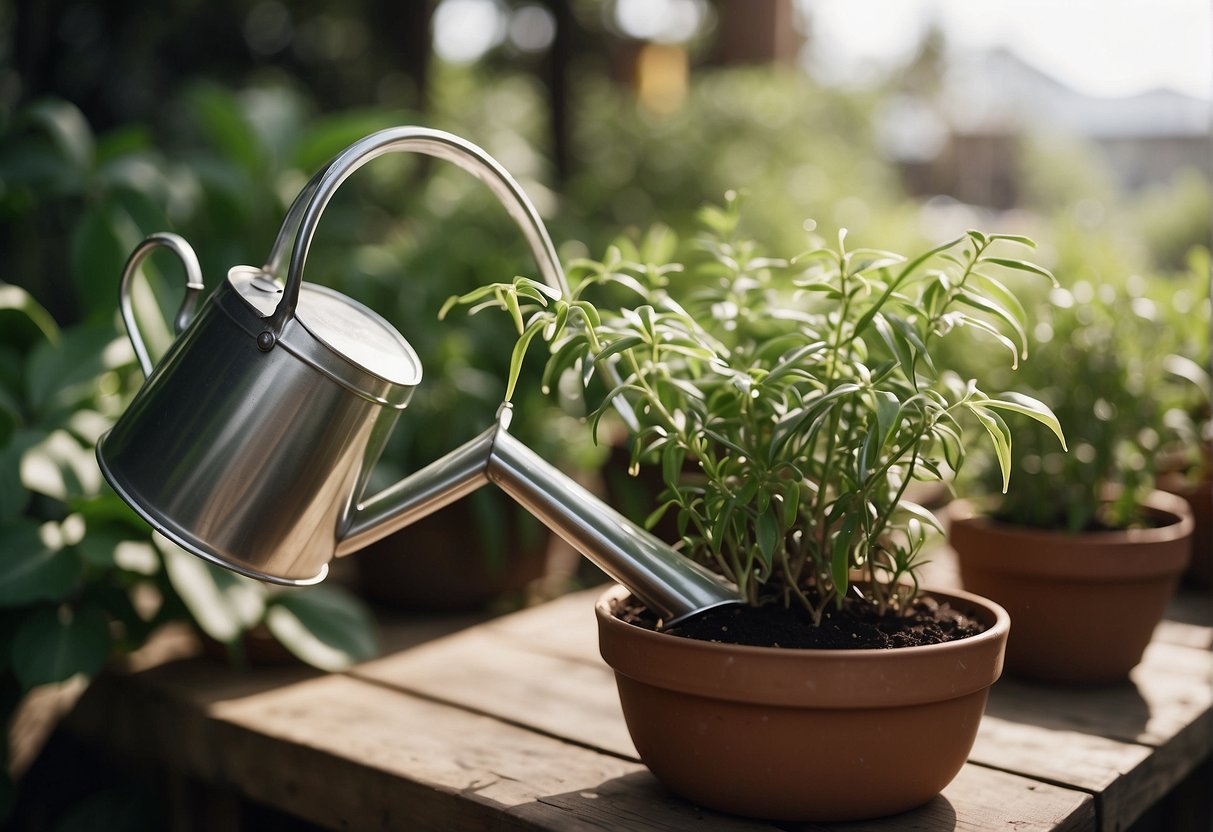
[119,232,205,378]
[261,127,568,344]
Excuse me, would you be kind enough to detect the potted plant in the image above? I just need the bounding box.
[1150,253,1211,588]
[444,195,1063,821]
[948,278,1196,684]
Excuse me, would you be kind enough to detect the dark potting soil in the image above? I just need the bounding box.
[614,594,987,649]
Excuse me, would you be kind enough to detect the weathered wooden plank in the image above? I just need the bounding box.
[357,590,1098,832]
[982,643,1212,749]
[971,639,1211,830]
[351,621,636,758]
[971,716,1151,828]
[1155,589,1213,649]
[480,586,606,661]
[69,658,777,832]
[796,764,1094,832]
[61,568,1208,832]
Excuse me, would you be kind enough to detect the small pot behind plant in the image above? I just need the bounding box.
[354,493,551,612]
[948,491,1193,685]
[1157,470,1212,589]
[595,584,1010,822]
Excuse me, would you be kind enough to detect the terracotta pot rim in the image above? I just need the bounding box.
[948,491,1194,580]
[595,583,1010,708]
[949,490,1194,545]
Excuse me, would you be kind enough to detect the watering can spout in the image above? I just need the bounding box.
[339,405,741,626]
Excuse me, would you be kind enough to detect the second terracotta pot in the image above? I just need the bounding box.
[596,584,1009,822]
[949,491,1193,684]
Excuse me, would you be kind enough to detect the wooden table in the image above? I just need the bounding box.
[60,567,1211,831]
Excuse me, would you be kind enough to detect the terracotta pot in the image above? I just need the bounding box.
[949,491,1193,685]
[1157,471,1212,588]
[595,584,1010,822]
[354,497,550,612]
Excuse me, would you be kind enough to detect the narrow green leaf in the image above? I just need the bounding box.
[981,392,1068,451]
[956,289,1027,359]
[1162,354,1211,396]
[988,233,1037,248]
[895,500,944,534]
[954,314,1020,369]
[505,320,546,402]
[831,513,858,598]
[852,235,965,338]
[874,390,901,450]
[711,498,735,555]
[644,499,680,531]
[661,443,686,490]
[872,313,912,374]
[755,509,779,569]
[968,405,1013,491]
[501,288,526,334]
[932,422,965,472]
[969,272,1029,332]
[984,257,1058,285]
[781,481,801,527]
[594,334,645,365]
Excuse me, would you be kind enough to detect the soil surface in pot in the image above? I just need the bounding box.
[615,594,986,649]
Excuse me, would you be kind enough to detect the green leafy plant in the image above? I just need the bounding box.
[0,92,391,817]
[967,260,1209,532]
[445,195,1064,623]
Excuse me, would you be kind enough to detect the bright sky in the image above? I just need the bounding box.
[805,0,1213,100]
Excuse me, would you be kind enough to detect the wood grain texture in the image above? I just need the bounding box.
[57,574,1208,832]
[796,765,1094,832]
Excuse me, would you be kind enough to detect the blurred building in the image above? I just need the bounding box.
[882,48,1212,208]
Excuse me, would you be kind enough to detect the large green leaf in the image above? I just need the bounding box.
[0,429,45,520]
[20,429,103,502]
[0,520,82,606]
[186,84,264,174]
[0,285,59,352]
[70,203,132,322]
[0,100,94,193]
[158,535,265,644]
[25,323,125,418]
[265,585,378,672]
[290,109,410,174]
[10,603,110,689]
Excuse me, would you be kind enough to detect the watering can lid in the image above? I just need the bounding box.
[230,267,422,392]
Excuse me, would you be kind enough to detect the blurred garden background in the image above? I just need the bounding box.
[1,0,1210,827]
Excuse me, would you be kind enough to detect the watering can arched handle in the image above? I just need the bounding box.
[258,127,569,345]
[119,232,205,378]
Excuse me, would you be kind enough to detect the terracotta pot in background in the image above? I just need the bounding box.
[1157,471,1212,589]
[354,496,551,612]
[948,491,1193,685]
[595,584,1010,822]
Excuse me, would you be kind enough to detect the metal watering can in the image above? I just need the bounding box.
[97,127,739,625]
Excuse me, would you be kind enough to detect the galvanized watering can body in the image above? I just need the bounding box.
[98,127,739,624]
